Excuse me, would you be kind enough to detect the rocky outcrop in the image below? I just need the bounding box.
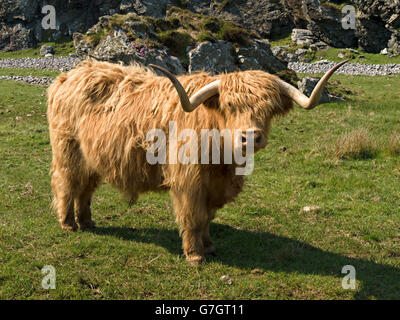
[1,0,399,58]
[74,31,185,75]
[304,1,357,49]
[0,23,34,51]
[355,0,400,53]
[73,10,286,75]
[0,0,179,51]
[188,38,286,74]
[186,0,303,39]
[0,0,336,51]
[388,32,400,55]
[75,29,286,76]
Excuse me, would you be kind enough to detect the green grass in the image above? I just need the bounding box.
[0,74,400,299]
[0,41,75,60]
[0,68,60,78]
[269,33,400,65]
[269,33,293,47]
[313,47,400,64]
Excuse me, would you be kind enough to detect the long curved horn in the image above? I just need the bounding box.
[278,60,348,110]
[149,64,220,113]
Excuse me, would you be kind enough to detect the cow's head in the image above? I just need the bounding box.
[150,61,347,154]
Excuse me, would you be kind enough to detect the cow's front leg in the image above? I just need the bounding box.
[202,222,216,256]
[171,188,207,266]
[181,228,205,266]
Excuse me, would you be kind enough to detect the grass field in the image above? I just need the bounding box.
[0,70,399,299]
[0,41,75,60]
[269,34,400,65]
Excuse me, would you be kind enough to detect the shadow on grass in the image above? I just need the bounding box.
[89,223,400,299]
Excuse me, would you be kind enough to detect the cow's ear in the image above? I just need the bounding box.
[202,94,220,109]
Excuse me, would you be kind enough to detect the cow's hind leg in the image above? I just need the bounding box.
[50,136,87,231]
[51,168,78,231]
[75,174,100,230]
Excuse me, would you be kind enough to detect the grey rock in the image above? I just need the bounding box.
[357,15,392,53]
[119,0,172,17]
[355,0,400,53]
[236,39,287,73]
[40,45,54,56]
[388,32,400,55]
[144,50,185,75]
[295,48,309,59]
[189,40,236,74]
[90,34,134,63]
[272,46,299,63]
[298,76,342,103]
[73,33,92,57]
[304,0,357,48]
[291,29,317,46]
[309,41,329,50]
[77,30,185,74]
[0,22,33,51]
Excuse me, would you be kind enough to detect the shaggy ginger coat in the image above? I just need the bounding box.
[47,59,293,264]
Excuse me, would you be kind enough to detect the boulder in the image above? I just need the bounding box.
[188,40,236,74]
[291,29,318,46]
[298,77,343,104]
[75,30,185,75]
[236,39,287,73]
[40,45,54,56]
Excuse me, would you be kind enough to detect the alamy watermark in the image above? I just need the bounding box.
[41,265,56,289]
[146,121,255,175]
[41,5,56,30]
[342,5,357,30]
[341,265,356,290]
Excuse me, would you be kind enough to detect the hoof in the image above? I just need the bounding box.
[78,220,96,230]
[60,222,78,231]
[186,255,205,266]
[204,245,216,256]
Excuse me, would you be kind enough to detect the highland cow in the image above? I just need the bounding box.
[47,59,346,265]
